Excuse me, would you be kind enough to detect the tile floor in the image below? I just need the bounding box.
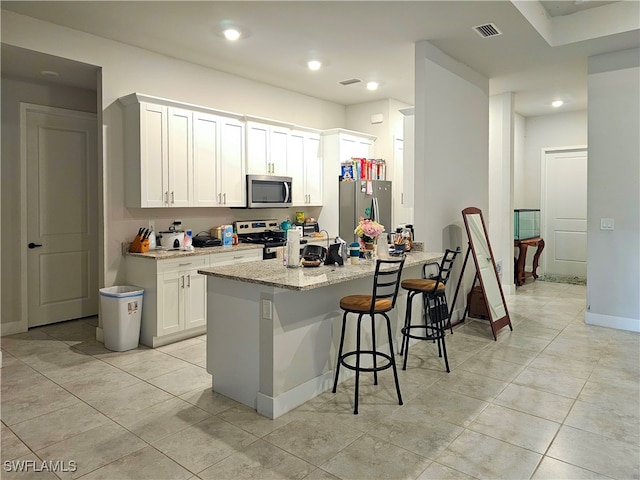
[1,281,639,479]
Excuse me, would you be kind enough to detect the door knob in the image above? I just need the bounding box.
[28,242,43,249]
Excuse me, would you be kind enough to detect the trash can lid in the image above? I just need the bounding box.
[99,286,144,298]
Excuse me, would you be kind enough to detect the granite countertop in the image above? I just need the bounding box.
[198,250,442,291]
[126,243,263,260]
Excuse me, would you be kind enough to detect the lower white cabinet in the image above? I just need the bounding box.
[126,249,261,348]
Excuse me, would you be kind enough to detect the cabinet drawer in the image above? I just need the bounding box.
[210,249,262,266]
[157,255,209,274]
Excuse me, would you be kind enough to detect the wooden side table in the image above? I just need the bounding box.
[514,237,545,286]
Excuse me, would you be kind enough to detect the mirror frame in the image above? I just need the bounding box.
[462,207,512,339]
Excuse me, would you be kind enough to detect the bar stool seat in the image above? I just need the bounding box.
[332,257,406,415]
[399,248,460,373]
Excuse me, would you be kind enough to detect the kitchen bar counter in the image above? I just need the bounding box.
[198,250,440,291]
[202,250,442,418]
[126,243,262,260]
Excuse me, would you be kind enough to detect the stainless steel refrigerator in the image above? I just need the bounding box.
[339,180,392,243]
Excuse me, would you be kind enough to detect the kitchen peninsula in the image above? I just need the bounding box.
[199,250,441,418]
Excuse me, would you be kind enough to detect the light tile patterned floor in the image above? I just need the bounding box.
[1,281,639,479]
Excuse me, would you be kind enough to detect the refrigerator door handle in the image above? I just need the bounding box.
[371,196,380,222]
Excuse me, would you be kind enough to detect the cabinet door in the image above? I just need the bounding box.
[184,269,207,329]
[219,118,245,206]
[140,103,168,207]
[160,271,183,336]
[270,127,289,175]
[304,134,322,206]
[246,123,269,175]
[167,107,193,207]
[288,132,306,205]
[193,112,219,207]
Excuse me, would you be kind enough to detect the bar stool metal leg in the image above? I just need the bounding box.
[383,312,403,406]
[332,311,349,393]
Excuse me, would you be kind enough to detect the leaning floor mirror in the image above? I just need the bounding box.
[461,207,512,339]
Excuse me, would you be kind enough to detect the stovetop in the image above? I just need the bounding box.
[235,219,286,247]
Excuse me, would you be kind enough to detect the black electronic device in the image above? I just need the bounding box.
[192,234,222,248]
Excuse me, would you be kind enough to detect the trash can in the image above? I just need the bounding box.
[99,285,144,352]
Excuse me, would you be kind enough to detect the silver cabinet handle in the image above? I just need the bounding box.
[187,274,191,288]
[178,262,192,267]
[171,191,175,204]
[181,275,185,288]
[223,193,226,204]
[233,255,244,259]
[218,193,222,204]
[165,191,169,205]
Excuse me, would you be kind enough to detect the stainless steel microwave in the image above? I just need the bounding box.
[246,175,293,208]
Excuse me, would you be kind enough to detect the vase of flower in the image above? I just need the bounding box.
[354,218,385,253]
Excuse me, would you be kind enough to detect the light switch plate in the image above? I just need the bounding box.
[600,218,615,230]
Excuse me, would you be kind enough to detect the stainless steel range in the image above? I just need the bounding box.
[234,219,287,260]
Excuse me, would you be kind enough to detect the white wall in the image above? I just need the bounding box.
[489,93,515,294]
[1,77,98,326]
[1,10,346,328]
[345,98,412,229]
[521,111,588,207]
[585,48,640,332]
[513,113,526,208]
[414,41,489,321]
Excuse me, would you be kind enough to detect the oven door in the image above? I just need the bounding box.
[246,175,292,208]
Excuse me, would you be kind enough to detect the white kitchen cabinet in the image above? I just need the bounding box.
[210,248,262,266]
[193,112,245,207]
[126,248,262,347]
[122,101,192,208]
[121,93,245,208]
[246,121,290,176]
[159,264,207,337]
[289,130,322,206]
[167,107,193,207]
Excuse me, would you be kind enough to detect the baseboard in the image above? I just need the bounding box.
[0,320,27,337]
[256,371,334,419]
[585,311,640,333]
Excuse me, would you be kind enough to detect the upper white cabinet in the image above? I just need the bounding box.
[120,93,245,208]
[289,130,322,206]
[246,121,290,176]
[193,112,246,207]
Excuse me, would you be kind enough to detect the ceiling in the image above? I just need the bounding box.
[2,1,638,117]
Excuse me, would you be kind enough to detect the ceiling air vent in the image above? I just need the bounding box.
[473,23,502,38]
[338,78,362,86]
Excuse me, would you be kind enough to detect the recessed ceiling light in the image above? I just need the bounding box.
[307,60,322,71]
[223,28,241,41]
[552,100,563,108]
[40,70,59,78]
[366,81,379,91]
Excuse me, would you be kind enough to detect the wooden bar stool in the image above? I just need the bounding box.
[332,256,406,414]
[399,248,460,373]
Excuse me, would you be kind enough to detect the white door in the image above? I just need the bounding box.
[304,134,322,205]
[167,107,192,207]
[193,112,219,207]
[184,270,207,330]
[219,118,245,206]
[543,149,588,277]
[288,132,306,205]
[25,105,98,327]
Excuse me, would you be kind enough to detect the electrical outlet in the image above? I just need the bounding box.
[600,218,614,231]
[148,220,155,233]
[261,299,272,320]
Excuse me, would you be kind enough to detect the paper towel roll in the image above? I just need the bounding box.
[286,229,300,268]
